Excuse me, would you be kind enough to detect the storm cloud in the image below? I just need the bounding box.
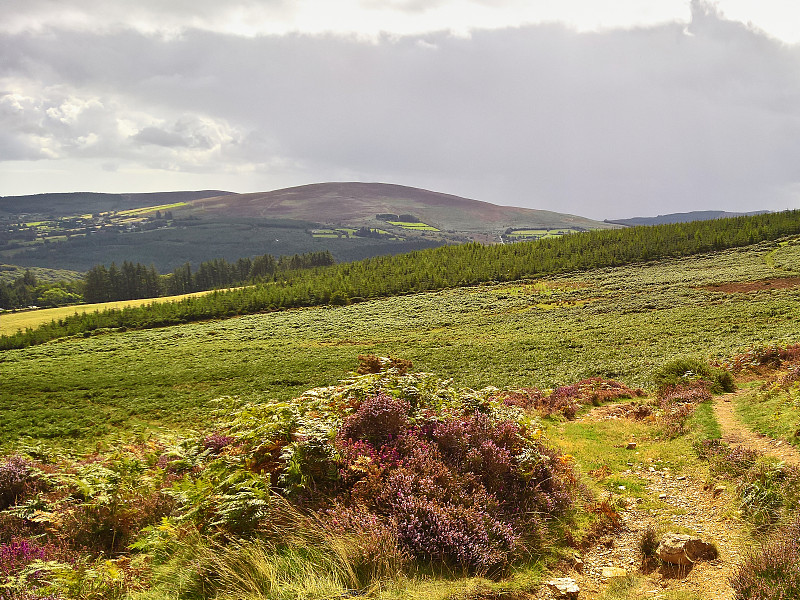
[1,0,799,218]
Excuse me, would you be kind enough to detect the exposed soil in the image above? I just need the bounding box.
[698,276,800,293]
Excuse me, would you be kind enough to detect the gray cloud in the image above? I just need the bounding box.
[1,2,800,218]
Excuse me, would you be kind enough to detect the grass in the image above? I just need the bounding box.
[386,221,440,231]
[2,242,799,446]
[0,289,242,335]
[734,385,800,446]
[5,243,792,600]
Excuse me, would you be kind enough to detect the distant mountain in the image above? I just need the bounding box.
[605,210,771,227]
[0,190,235,216]
[185,182,616,235]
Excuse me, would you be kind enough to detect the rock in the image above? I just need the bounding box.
[547,577,580,599]
[656,533,717,565]
[571,553,585,573]
[602,566,627,578]
[659,493,667,500]
[626,442,637,450]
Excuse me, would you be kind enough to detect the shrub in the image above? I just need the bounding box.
[653,357,735,394]
[497,378,643,419]
[338,393,411,447]
[0,538,61,576]
[356,355,413,375]
[0,456,38,510]
[638,524,660,568]
[721,343,800,373]
[655,401,695,439]
[657,381,712,405]
[202,433,235,454]
[730,514,800,600]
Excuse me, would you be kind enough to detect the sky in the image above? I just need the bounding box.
[2,1,800,219]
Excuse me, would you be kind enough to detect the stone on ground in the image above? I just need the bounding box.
[656,532,717,565]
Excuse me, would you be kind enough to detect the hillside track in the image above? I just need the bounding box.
[714,390,800,466]
[548,402,748,600]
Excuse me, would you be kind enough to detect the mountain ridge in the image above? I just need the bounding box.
[606,210,771,227]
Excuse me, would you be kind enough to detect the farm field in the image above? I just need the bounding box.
[0,288,242,336]
[386,220,440,231]
[3,239,799,445]
[505,228,583,240]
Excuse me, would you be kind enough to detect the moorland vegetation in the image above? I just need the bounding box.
[2,210,798,350]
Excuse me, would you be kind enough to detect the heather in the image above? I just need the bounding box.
[0,361,605,598]
[730,514,800,600]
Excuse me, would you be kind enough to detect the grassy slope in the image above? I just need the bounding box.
[3,241,799,446]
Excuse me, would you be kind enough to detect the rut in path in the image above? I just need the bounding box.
[714,389,800,466]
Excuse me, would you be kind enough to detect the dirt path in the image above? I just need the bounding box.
[556,457,746,600]
[535,391,800,599]
[714,391,800,466]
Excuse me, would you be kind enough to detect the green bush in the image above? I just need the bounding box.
[653,357,735,394]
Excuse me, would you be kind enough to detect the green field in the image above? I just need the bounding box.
[3,241,798,445]
[506,228,582,239]
[387,220,440,231]
[0,288,238,335]
[114,202,189,217]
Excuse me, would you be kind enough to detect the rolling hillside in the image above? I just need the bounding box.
[185,182,615,235]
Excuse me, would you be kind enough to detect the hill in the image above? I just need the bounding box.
[186,182,615,235]
[3,209,798,350]
[0,182,615,272]
[606,209,770,227]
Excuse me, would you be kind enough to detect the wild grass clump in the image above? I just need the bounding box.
[653,357,735,395]
[730,514,800,600]
[637,524,660,569]
[697,440,800,528]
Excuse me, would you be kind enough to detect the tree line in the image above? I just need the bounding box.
[82,251,335,303]
[0,271,82,310]
[2,210,799,350]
